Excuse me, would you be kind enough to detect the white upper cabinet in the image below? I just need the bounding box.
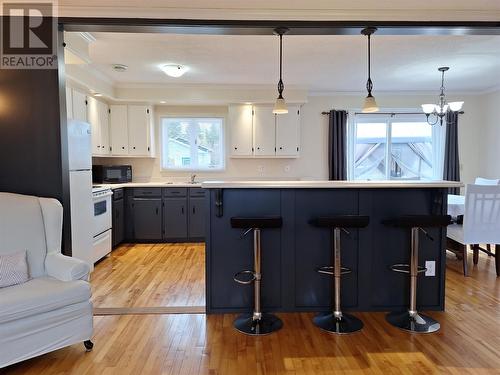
[98,101,110,155]
[229,104,253,156]
[128,105,152,156]
[87,96,109,155]
[253,105,276,157]
[275,105,300,157]
[228,103,301,158]
[71,89,88,123]
[87,96,100,155]
[65,86,73,120]
[109,105,129,156]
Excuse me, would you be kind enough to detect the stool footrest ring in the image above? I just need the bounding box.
[390,264,427,274]
[233,270,256,284]
[317,266,352,276]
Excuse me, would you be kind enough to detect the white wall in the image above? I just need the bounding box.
[479,89,500,179]
[93,93,484,184]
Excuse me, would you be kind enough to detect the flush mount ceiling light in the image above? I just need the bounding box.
[93,93,102,97]
[361,27,379,113]
[112,63,128,72]
[161,64,188,78]
[421,67,464,126]
[272,27,289,115]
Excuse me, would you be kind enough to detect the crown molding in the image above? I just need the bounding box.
[308,89,488,97]
[57,6,500,22]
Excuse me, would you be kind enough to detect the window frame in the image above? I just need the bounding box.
[347,110,444,181]
[160,115,226,172]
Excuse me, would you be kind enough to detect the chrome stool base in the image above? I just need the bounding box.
[386,311,440,334]
[234,313,283,336]
[313,312,364,334]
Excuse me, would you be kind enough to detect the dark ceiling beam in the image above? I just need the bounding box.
[60,18,500,35]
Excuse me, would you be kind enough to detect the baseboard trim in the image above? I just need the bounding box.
[94,306,206,315]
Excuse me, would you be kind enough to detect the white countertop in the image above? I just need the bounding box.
[96,182,203,189]
[201,180,464,189]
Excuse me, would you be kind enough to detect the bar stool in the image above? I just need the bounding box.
[231,216,283,335]
[311,215,370,334]
[382,215,451,334]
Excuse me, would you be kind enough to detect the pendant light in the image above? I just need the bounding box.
[361,27,379,113]
[273,27,289,114]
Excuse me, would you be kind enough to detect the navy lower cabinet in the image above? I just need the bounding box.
[163,197,188,241]
[112,193,125,247]
[188,197,205,240]
[132,197,163,240]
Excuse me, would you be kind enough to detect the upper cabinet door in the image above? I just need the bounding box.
[98,100,110,155]
[228,104,253,156]
[109,105,129,155]
[275,105,300,157]
[87,96,101,155]
[72,89,88,123]
[128,105,151,156]
[253,105,276,156]
[66,87,73,120]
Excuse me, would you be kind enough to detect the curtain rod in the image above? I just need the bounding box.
[321,111,465,115]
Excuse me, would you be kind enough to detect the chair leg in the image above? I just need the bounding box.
[84,340,94,351]
[495,245,500,277]
[473,244,479,265]
[487,244,491,255]
[462,245,469,277]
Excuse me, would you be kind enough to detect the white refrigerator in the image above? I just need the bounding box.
[67,120,94,267]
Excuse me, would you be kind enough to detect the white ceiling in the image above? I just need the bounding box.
[81,32,500,93]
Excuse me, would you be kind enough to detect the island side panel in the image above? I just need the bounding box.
[207,189,282,313]
[293,189,360,310]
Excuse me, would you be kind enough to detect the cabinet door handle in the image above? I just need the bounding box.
[181,206,184,214]
[192,206,195,214]
[155,207,159,215]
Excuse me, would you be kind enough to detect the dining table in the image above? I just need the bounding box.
[448,194,465,218]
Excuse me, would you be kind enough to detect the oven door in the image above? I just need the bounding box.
[93,192,112,237]
[92,229,112,263]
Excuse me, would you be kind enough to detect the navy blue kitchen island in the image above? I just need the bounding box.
[201,180,462,314]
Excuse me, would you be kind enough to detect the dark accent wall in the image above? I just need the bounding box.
[0,21,70,254]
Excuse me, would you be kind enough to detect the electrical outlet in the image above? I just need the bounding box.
[257,165,264,174]
[425,261,436,276]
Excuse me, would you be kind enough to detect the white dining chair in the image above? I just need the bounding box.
[447,184,500,276]
[474,177,500,253]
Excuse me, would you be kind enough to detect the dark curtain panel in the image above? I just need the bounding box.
[328,110,348,180]
[443,111,460,194]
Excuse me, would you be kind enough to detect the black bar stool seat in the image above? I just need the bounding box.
[231,217,283,229]
[311,214,369,335]
[312,215,370,229]
[230,215,283,336]
[383,214,451,334]
[382,215,451,228]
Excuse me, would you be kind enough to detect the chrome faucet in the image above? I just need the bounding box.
[190,174,197,184]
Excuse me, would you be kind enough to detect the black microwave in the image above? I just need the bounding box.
[92,165,132,184]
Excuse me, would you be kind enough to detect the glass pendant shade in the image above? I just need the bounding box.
[449,101,464,112]
[421,104,435,114]
[273,97,288,114]
[362,95,379,113]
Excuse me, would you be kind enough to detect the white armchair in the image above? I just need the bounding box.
[0,192,93,368]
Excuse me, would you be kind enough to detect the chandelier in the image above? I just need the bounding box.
[421,67,463,126]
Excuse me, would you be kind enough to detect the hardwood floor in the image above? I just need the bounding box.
[91,242,205,309]
[3,249,499,374]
